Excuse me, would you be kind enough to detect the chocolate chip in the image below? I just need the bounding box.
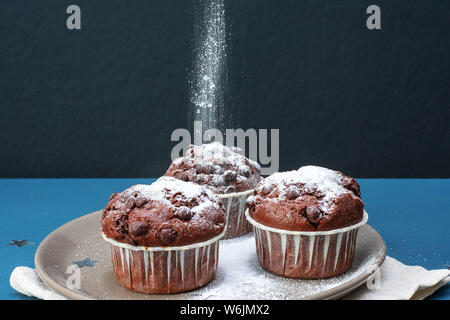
[240,166,251,177]
[223,170,237,182]
[225,185,237,194]
[197,164,215,174]
[212,176,225,187]
[129,221,149,237]
[125,197,135,209]
[115,214,128,230]
[175,206,192,221]
[306,206,322,224]
[175,172,189,182]
[261,184,274,195]
[246,196,255,209]
[135,197,147,208]
[215,167,225,175]
[109,192,119,201]
[286,186,300,200]
[159,228,177,245]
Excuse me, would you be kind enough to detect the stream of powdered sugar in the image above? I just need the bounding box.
[189,0,227,136]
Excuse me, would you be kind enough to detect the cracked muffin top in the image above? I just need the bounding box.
[101,177,226,247]
[165,142,262,194]
[247,166,364,231]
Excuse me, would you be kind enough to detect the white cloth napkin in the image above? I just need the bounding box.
[10,267,66,300]
[10,257,449,300]
[343,256,450,300]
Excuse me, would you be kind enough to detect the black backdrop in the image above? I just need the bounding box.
[0,0,449,178]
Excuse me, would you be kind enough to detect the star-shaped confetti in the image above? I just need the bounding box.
[7,239,34,248]
[71,257,100,268]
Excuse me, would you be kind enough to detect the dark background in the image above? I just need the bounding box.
[0,0,449,178]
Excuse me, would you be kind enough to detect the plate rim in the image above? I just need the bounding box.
[35,211,101,300]
[35,210,386,300]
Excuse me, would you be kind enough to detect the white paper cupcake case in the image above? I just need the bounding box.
[245,210,369,279]
[101,230,225,294]
[218,189,254,239]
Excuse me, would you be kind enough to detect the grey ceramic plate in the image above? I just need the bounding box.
[35,210,386,300]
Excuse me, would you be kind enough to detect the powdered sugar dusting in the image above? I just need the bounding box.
[188,142,260,171]
[54,216,383,300]
[167,142,261,194]
[256,165,358,211]
[181,229,380,300]
[121,177,220,213]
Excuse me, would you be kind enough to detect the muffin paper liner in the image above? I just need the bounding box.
[218,189,254,239]
[245,210,369,279]
[101,231,224,294]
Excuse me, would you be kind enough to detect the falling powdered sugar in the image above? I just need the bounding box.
[187,142,260,171]
[167,142,261,194]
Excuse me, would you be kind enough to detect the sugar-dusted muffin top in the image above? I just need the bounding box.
[165,142,262,194]
[101,177,226,247]
[247,166,364,231]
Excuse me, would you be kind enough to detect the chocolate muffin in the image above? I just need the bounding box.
[246,165,368,279]
[165,142,262,239]
[101,177,226,294]
[165,142,261,194]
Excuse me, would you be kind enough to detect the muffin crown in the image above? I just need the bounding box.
[248,166,364,231]
[101,177,226,247]
[165,142,262,194]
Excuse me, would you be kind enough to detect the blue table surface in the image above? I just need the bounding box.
[0,178,448,300]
